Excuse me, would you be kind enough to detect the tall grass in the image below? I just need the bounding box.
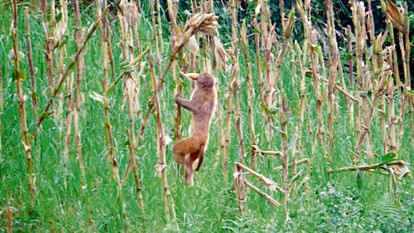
[0,0,413,232]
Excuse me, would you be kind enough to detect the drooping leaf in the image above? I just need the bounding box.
[380,152,397,164]
[186,35,199,55]
[382,0,406,33]
[406,90,414,96]
[356,171,363,190]
[89,92,104,103]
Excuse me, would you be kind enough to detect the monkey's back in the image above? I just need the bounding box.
[189,88,216,142]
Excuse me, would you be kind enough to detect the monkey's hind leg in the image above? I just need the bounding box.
[185,151,200,185]
[173,138,198,165]
[185,144,206,185]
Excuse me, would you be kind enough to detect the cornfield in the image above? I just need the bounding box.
[0,0,413,231]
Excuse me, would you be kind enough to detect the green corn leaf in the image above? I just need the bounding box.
[357,171,363,189]
[406,90,414,96]
[379,152,397,164]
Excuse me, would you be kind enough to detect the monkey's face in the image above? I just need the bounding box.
[194,73,215,89]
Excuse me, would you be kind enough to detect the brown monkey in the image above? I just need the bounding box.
[173,72,217,185]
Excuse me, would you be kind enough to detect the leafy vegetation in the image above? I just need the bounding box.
[0,0,413,232]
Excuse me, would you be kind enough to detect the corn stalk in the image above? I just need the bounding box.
[167,0,182,141]
[293,41,308,181]
[234,162,283,215]
[24,7,38,121]
[72,0,86,185]
[325,0,339,161]
[150,0,162,73]
[351,0,369,162]
[95,1,126,226]
[347,25,355,128]
[36,10,106,128]
[149,53,175,223]
[240,22,257,170]
[118,0,145,211]
[11,0,36,208]
[297,0,325,153]
[230,0,245,164]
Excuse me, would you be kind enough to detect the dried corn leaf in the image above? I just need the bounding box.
[186,35,199,55]
[260,176,279,192]
[212,36,227,71]
[89,92,104,103]
[255,4,261,16]
[171,13,218,58]
[381,0,406,33]
[283,7,296,39]
[387,161,410,180]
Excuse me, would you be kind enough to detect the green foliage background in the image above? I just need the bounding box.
[0,0,413,232]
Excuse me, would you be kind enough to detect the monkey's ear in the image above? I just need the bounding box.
[179,72,199,81]
[186,73,199,81]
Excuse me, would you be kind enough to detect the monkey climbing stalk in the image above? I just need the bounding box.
[148,54,175,223]
[24,8,38,121]
[11,0,36,208]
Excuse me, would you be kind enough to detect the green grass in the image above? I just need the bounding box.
[1,2,414,232]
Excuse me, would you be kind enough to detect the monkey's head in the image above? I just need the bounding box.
[188,73,215,89]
